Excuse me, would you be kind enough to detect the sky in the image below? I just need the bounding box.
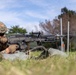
[0,0,76,32]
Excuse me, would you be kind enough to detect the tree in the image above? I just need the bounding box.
[8,25,27,34]
[39,7,76,35]
[61,7,68,14]
[59,7,76,50]
[39,19,60,34]
[39,7,76,50]
[58,7,76,35]
[39,20,53,34]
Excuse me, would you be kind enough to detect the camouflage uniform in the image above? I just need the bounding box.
[0,22,19,54]
[0,22,8,51]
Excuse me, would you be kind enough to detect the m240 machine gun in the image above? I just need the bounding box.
[7,32,60,51]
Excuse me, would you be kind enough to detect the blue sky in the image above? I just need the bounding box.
[0,0,76,32]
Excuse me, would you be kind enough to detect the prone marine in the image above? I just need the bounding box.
[0,22,19,54]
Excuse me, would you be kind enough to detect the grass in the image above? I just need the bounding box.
[0,51,76,75]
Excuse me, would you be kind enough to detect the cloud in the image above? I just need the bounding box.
[21,22,40,32]
[0,0,25,10]
[0,11,20,23]
[0,0,62,32]
[28,0,49,7]
[25,11,48,19]
[27,0,60,20]
[0,10,40,32]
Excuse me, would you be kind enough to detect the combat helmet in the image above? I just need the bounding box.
[0,22,7,33]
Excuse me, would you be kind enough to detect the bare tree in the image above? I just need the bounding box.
[39,20,53,34]
[39,19,60,35]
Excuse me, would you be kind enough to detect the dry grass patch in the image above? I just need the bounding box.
[0,52,76,75]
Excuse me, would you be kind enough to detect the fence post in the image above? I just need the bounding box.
[67,21,70,54]
[60,18,64,51]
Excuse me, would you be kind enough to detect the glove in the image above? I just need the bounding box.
[5,44,19,54]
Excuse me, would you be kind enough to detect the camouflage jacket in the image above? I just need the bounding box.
[0,36,8,51]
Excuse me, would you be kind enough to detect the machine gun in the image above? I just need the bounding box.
[7,32,60,51]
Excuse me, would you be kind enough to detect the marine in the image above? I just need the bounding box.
[0,22,19,54]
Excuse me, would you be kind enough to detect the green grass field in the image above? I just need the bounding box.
[0,52,76,75]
